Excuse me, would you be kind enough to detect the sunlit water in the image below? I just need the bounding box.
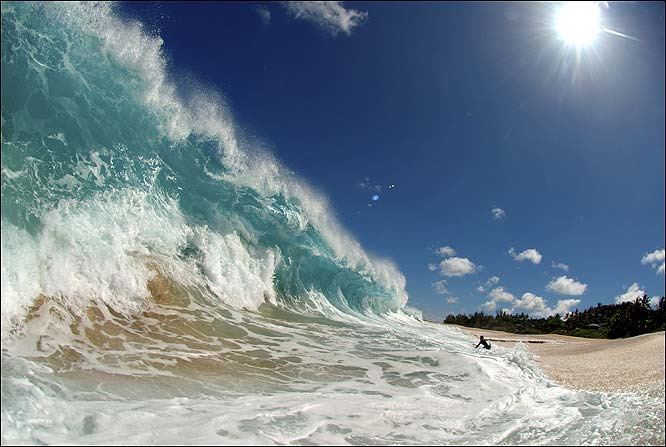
[1,2,664,445]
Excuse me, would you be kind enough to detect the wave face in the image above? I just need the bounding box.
[1,1,409,340]
[1,3,664,445]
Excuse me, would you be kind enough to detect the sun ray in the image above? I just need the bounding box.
[603,27,640,42]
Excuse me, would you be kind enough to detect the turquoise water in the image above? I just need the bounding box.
[1,3,664,445]
[1,1,408,325]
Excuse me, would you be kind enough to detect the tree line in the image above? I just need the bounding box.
[443,295,665,339]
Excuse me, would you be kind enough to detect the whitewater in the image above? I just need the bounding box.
[1,2,663,445]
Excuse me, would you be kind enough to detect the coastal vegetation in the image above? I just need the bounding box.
[444,295,666,339]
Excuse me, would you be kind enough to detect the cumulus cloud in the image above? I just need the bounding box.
[641,248,665,275]
[432,280,450,295]
[256,6,271,24]
[476,276,500,293]
[546,276,587,296]
[281,1,368,36]
[615,282,646,304]
[478,285,516,313]
[481,286,578,318]
[446,297,459,304]
[552,299,581,317]
[508,247,543,264]
[481,300,497,312]
[491,207,506,221]
[642,248,665,265]
[435,245,456,257]
[437,257,477,277]
[512,292,550,317]
[510,293,580,318]
[488,286,515,303]
[551,261,569,272]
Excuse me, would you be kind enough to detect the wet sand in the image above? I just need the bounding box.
[448,325,665,393]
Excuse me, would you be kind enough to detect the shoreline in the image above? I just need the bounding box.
[445,324,665,394]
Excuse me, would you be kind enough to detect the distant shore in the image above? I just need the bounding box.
[446,324,665,393]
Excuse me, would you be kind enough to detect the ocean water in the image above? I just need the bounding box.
[1,2,664,445]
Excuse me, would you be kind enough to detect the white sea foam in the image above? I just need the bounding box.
[2,319,663,445]
[191,227,278,309]
[0,187,279,341]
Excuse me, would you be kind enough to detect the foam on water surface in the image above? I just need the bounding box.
[2,309,664,445]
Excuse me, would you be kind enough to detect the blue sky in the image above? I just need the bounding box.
[119,2,665,321]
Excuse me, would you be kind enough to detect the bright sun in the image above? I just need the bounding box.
[555,2,601,47]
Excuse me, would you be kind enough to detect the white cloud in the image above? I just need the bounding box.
[488,286,515,303]
[256,6,271,24]
[491,207,506,221]
[435,245,456,257]
[641,248,665,265]
[281,1,368,36]
[508,247,542,264]
[476,276,500,293]
[546,276,587,296]
[641,248,665,275]
[437,257,477,277]
[510,293,580,318]
[552,299,581,317]
[481,300,497,312]
[427,263,437,272]
[615,282,646,304]
[432,280,458,304]
[551,261,569,272]
[478,285,516,313]
[432,280,449,295]
[512,293,549,317]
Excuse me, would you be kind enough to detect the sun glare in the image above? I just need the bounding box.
[555,2,601,47]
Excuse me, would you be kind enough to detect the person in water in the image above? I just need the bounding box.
[475,335,491,350]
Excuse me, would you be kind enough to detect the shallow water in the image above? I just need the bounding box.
[1,2,664,445]
[3,298,664,445]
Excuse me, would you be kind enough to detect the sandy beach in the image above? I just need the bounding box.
[448,325,665,393]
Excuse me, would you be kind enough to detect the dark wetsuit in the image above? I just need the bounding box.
[476,339,491,350]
